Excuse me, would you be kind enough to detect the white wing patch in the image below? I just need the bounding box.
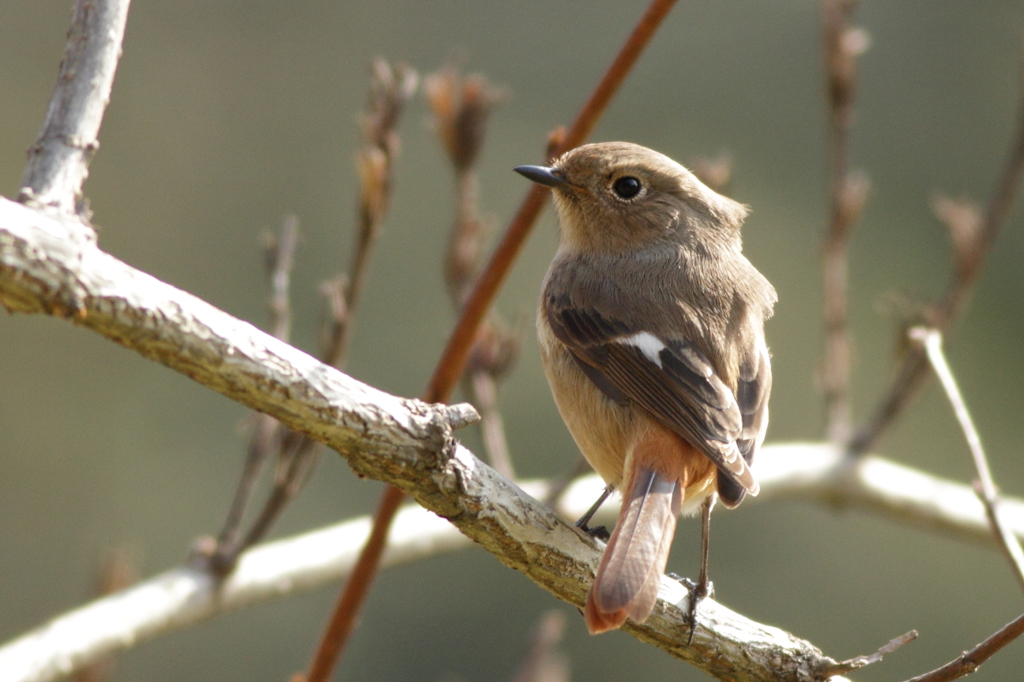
[618,332,666,368]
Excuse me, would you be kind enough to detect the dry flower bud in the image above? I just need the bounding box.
[931,193,983,273]
[426,65,505,172]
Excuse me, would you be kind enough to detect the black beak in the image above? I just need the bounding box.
[513,164,567,188]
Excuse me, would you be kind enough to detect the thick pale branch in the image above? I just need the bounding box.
[19,0,132,215]
[756,444,1024,546]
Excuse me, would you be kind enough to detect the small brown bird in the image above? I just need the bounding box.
[515,142,775,634]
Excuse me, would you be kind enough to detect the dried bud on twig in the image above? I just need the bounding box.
[426,65,506,173]
[361,59,418,161]
[823,0,870,113]
[427,65,507,302]
[356,61,418,249]
[931,193,983,278]
[356,146,390,235]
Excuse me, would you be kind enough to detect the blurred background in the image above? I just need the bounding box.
[2,1,1024,680]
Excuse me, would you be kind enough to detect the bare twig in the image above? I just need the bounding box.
[756,444,1024,547]
[851,42,1024,454]
[469,361,516,478]
[317,275,348,361]
[304,485,406,682]
[911,327,1024,590]
[201,217,299,572]
[821,0,870,443]
[206,63,417,580]
[262,216,300,342]
[901,611,1024,682]
[327,59,417,366]
[321,0,679,673]
[820,630,918,677]
[19,0,132,218]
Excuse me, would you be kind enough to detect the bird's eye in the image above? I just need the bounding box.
[612,176,642,199]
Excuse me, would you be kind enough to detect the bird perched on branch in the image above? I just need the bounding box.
[515,142,775,634]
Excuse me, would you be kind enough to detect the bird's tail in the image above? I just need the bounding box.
[584,464,681,634]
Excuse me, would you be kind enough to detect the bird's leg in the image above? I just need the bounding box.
[575,484,614,541]
[687,492,717,646]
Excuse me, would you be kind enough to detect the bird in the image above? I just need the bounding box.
[514,142,776,635]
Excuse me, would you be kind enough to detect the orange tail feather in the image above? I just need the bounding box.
[585,465,680,634]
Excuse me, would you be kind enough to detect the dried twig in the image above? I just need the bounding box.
[262,216,300,342]
[468,349,518,478]
[18,0,132,218]
[911,327,1024,590]
[820,630,918,678]
[327,60,417,366]
[205,62,417,580]
[821,0,870,443]
[321,0,680,674]
[901,611,1024,682]
[201,217,299,572]
[851,41,1024,454]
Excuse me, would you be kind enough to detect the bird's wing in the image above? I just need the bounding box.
[545,298,758,495]
[717,342,771,506]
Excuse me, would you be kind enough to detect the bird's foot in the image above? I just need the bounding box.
[668,574,714,645]
[576,522,610,542]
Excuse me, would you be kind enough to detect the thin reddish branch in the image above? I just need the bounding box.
[304,485,405,682]
[425,0,677,404]
[902,611,1024,682]
[305,1,679,678]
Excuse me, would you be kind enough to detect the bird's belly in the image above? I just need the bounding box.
[538,327,636,488]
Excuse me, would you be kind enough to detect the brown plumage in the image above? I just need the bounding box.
[516,142,775,634]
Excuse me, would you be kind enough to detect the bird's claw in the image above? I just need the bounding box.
[577,523,610,542]
[667,573,713,645]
